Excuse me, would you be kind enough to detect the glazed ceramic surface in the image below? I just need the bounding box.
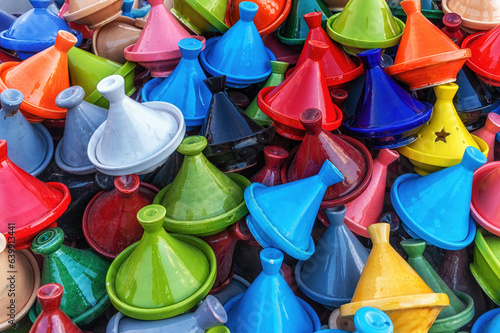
[30,283,83,333]
[106,205,217,320]
[386,0,471,90]
[0,140,70,250]
[0,88,53,176]
[257,40,343,140]
[245,160,344,260]
[391,146,485,250]
[30,227,110,326]
[0,31,77,122]
[340,223,450,333]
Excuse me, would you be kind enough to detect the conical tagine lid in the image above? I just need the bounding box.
[462,25,500,87]
[257,40,343,140]
[142,38,212,129]
[401,239,474,331]
[385,0,471,90]
[154,136,249,236]
[0,31,77,122]
[288,11,363,87]
[295,206,369,309]
[83,174,159,259]
[340,223,450,333]
[225,248,320,332]
[391,146,486,250]
[87,75,186,176]
[106,204,217,320]
[245,159,344,260]
[0,141,70,249]
[55,86,108,175]
[398,83,488,175]
[345,48,433,149]
[30,283,83,333]
[0,88,53,176]
[0,0,82,59]
[284,108,373,206]
[30,227,110,326]
[326,0,404,51]
[200,2,275,88]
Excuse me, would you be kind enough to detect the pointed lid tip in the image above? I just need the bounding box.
[260,248,284,275]
[325,205,347,226]
[270,61,289,74]
[357,48,383,69]
[202,295,228,324]
[307,40,329,62]
[354,307,393,333]
[443,13,462,28]
[318,160,345,187]
[31,227,65,255]
[367,223,390,244]
[177,136,208,156]
[303,12,322,29]
[148,0,164,7]
[462,146,486,171]
[330,89,348,107]
[114,174,140,194]
[238,1,259,22]
[179,38,203,59]
[55,86,85,109]
[0,89,24,114]
[97,75,126,103]
[400,239,426,258]
[37,283,64,312]
[300,108,322,134]
[485,112,500,131]
[137,204,167,231]
[263,145,289,160]
[54,30,78,53]
[400,0,421,14]
[203,76,226,94]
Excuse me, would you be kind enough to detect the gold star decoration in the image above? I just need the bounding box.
[435,128,450,143]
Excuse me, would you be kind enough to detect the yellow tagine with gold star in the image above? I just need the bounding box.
[398,83,488,175]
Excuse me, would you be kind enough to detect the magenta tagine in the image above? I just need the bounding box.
[470,161,500,237]
[124,0,206,77]
[224,248,321,332]
[344,149,400,238]
[391,146,486,250]
[282,108,373,208]
[295,206,369,309]
[201,75,274,172]
[83,174,159,259]
[344,48,433,149]
[200,2,275,88]
[472,112,500,162]
[245,159,344,260]
[0,88,53,177]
